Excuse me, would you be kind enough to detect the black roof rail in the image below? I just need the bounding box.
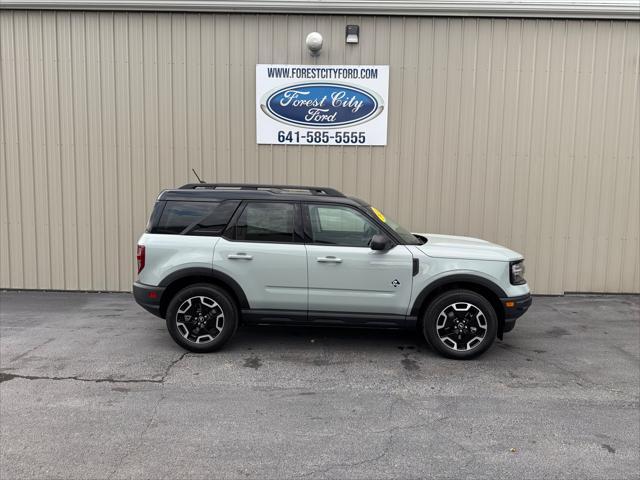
[178,183,345,197]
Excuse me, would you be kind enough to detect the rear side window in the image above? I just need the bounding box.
[234,202,294,242]
[152,200,240,235]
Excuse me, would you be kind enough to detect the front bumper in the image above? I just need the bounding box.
[501,293,532,319]
[133,282,165,318]
[499,293,532,334]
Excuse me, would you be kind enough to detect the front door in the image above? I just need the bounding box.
[304,203,414,318]
[213,201,307,312]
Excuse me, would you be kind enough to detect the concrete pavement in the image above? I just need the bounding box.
[1,291,638,479]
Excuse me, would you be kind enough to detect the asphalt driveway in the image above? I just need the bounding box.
[1,291,639,479]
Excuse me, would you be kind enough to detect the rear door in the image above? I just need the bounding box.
[213,201,308,312]
[303,203,414,319]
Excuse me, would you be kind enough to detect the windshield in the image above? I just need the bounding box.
[369,206,424,245]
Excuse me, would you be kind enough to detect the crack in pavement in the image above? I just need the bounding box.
[298,396,482,479]
[298,429,396,478]
[0,372,162,384]
[0,351,190,385]
[9,338,55,363]
[105,352,190,479]
[2,349,194,478]
[298,395,415,478]
[159,351,190,382]
[497,343,614,391]
[298,421,447,478]
[107,387,168,479]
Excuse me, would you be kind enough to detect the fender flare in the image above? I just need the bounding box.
[158,267,250,310]
[409,273,507,317]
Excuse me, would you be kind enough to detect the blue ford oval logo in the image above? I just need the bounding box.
[261,83,383,128]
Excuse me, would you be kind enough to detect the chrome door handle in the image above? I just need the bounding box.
[317,256,342,263]
[228,253,253,260]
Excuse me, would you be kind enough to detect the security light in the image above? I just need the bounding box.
[346,25,359,44]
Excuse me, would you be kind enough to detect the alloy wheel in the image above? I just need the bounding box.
[435,302,487,352]
[175,296,224,344]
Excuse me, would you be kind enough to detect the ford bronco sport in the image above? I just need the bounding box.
[133,184,531,359]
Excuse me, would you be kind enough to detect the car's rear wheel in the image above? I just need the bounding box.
[166,284,238,352]
[422,289,497,359]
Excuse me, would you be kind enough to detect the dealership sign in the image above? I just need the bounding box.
[256,65,389,145]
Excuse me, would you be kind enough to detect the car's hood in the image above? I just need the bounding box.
[414,233,523,262]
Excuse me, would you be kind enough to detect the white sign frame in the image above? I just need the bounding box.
[256,64,389,146]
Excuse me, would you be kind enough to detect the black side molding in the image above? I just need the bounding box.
[241,309,308,324]
[410,274,508,316]
[241,309,409,328]
[412,258,419,276]
[158,267,250,309]
[308,311,406,327]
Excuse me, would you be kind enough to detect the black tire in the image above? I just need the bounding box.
[422,289,497,360]
[165,283,238,353]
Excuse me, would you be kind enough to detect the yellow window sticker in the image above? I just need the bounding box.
[371,206,386,223]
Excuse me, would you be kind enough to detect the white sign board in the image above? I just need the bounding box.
[256,65,389,146]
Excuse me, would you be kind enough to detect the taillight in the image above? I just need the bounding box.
[136,245,145,274]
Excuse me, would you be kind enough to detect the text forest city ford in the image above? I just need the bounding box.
[256,64,390,145]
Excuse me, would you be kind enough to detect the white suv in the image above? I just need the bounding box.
[134,184,531,359]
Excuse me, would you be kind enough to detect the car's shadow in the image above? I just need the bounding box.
[216,323,528,364]
[226,324,434,355]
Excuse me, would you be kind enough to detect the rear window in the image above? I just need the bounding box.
[151,200,240,235]
[234,202,295,242]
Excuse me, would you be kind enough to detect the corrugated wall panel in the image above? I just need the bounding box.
[0,10,638,294]
[0,15,10,289]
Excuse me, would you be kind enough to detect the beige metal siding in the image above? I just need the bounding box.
[0,10,638,294]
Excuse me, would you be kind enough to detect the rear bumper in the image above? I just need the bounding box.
[133,282,165,318]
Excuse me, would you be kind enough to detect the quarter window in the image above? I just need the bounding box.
[308,204,384,247]
[234,202,295,242]
[153,200,239,235]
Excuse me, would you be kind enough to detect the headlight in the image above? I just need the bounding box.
[510,260,526,285]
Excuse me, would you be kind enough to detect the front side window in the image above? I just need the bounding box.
[153,200,240,235]
[308,204,384,247]
[234,202,295,242]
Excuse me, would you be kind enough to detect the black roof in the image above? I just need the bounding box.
[158,183,369,206]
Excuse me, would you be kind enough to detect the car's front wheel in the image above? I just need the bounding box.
[165,284,238,352]
[422,289,497,359]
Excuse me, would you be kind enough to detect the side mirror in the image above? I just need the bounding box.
[370,234,390,251]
